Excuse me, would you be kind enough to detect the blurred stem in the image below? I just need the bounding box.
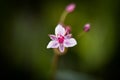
[51,49,59,80]
[78,31,86,38]
[51,10,69,80]
[59,11,68,24]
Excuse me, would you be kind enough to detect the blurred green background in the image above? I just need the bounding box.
[0,0,120,80]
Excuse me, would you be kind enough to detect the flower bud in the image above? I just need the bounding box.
[66,3,76,13]
[83,23,90,32]
[65,26,71,34]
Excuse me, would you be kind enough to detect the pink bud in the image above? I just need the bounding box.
[65,26,71,34]
[66,3,76,13]
[83,24,90,32]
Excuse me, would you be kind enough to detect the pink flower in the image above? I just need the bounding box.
[47,24,77,53]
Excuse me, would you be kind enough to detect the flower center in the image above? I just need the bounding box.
[58,35,64,43]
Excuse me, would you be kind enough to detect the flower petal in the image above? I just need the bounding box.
[64,38,77,47]
[47,41,59,48]
[49,34,57,40]
[55,24,65,36]
[65,34,72,39]
[59,44,65,53]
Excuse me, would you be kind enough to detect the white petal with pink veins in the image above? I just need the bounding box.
[65,34,72,39]
[49,35,57,40]
[64,38,77,47]
[59,44,65,53]
[55,24,65,36]
[47,41,59,48]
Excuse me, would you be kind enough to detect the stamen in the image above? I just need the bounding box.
[58,35,64,43]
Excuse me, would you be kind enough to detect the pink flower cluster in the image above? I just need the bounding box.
[47,3,90,53]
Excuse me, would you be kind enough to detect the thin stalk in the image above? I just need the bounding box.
[78,31,86,37]
[59,11,68,24]
[51,50,59,80]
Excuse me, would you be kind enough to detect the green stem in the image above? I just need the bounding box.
[59,11,68,24]
[51,10,69,80]
[51,52,59,80]
[78,31,86,38]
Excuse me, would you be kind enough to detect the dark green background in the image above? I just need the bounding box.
[0,0,120,80]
